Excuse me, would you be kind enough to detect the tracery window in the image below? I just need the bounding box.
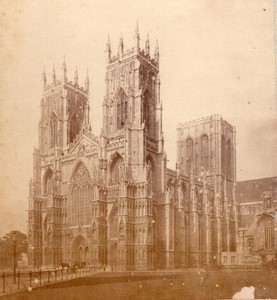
[110,155,123,185]
[116,88,128,130]
[226,139,232,178]
[68,163,92,226]
[146,156,155,196]
[43,169,53,195]
[142,90,150,130]
[200,135,209,172]
[69,113,80,143]
[258,217,274,251]
[186,138,194,175]
[221,135,226,174]
[263,218,274,250]
[50,116,57,148]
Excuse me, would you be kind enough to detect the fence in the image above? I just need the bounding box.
[0,266,98,295]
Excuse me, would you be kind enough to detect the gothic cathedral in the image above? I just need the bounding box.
[28,26,239,270]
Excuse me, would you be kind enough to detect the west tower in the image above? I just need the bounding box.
[102,25,166,270]
[28,60,90,267]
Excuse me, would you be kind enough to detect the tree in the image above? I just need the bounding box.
[0,230,27,269]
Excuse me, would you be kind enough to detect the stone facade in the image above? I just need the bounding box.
[28,27,274,270]
[235,177,277,266]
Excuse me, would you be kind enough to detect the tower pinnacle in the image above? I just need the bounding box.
[106,35,111,63]
[154,40,159,64]
[85,68,89,92]
[74,67,78,85]
[119,32,124,57]
[42,66,47,90]
[145,34,150,56]
[134,21,140,50]
[62,55,67,82]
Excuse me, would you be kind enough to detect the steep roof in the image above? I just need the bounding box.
[237,177,277,204]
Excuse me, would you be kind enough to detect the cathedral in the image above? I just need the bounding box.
[27,26,276,270]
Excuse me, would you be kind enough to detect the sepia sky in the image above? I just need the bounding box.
[0,0,276,236]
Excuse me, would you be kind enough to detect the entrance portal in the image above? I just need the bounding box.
[109,242,118,267]
[71,235,90,266]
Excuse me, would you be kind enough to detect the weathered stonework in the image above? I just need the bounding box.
[28,28,274,271]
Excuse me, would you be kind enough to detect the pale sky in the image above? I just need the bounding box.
[0,0,276,236]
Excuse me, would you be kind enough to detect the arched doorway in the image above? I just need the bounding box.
[109,242,118,267]
[71,235,90,266]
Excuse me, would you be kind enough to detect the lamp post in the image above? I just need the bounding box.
[12,231,16,284]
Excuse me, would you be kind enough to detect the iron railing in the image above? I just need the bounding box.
[0,266,98,294]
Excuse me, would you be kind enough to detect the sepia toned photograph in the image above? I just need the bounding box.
[0,0,277,299]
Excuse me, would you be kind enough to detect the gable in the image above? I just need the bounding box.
[67,131,99,158]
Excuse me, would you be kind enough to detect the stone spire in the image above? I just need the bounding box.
[42,66,47,90]
[74,67,78,85]
[145,34,150,56]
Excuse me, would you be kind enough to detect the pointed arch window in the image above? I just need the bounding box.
[43,169,53,196]
[50,116,57,148]
[117,103,120,129]
[69,113,80,143]
[110,155,123,185]
[142,90,150,130]
[146,156,155,196]
[68,163,92,226]
[116,88,128,130]
[226,139,232,178]
[201,135,209,172]
[221,135,226,175]
[186,138,194,175]
[261,218,274,250]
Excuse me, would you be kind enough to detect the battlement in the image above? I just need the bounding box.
[43,79,88,95]
[106,24,159,68]
[177,114,235,131]
[42,59,89,94]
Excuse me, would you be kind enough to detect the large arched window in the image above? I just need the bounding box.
[258,217,274,251]
[69,113,80,143]
[186,138,194,175]
[221,135,226,175]
[226,139,232,178]
[117,104,120,129]
[116,88,128,130]
[110,155,123,185]
[142,90,150,130]
[43,169,53,195]
[50,115,57,149]
[200,135,209,172]
[68,163,92,226]
[146,156,155,196]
